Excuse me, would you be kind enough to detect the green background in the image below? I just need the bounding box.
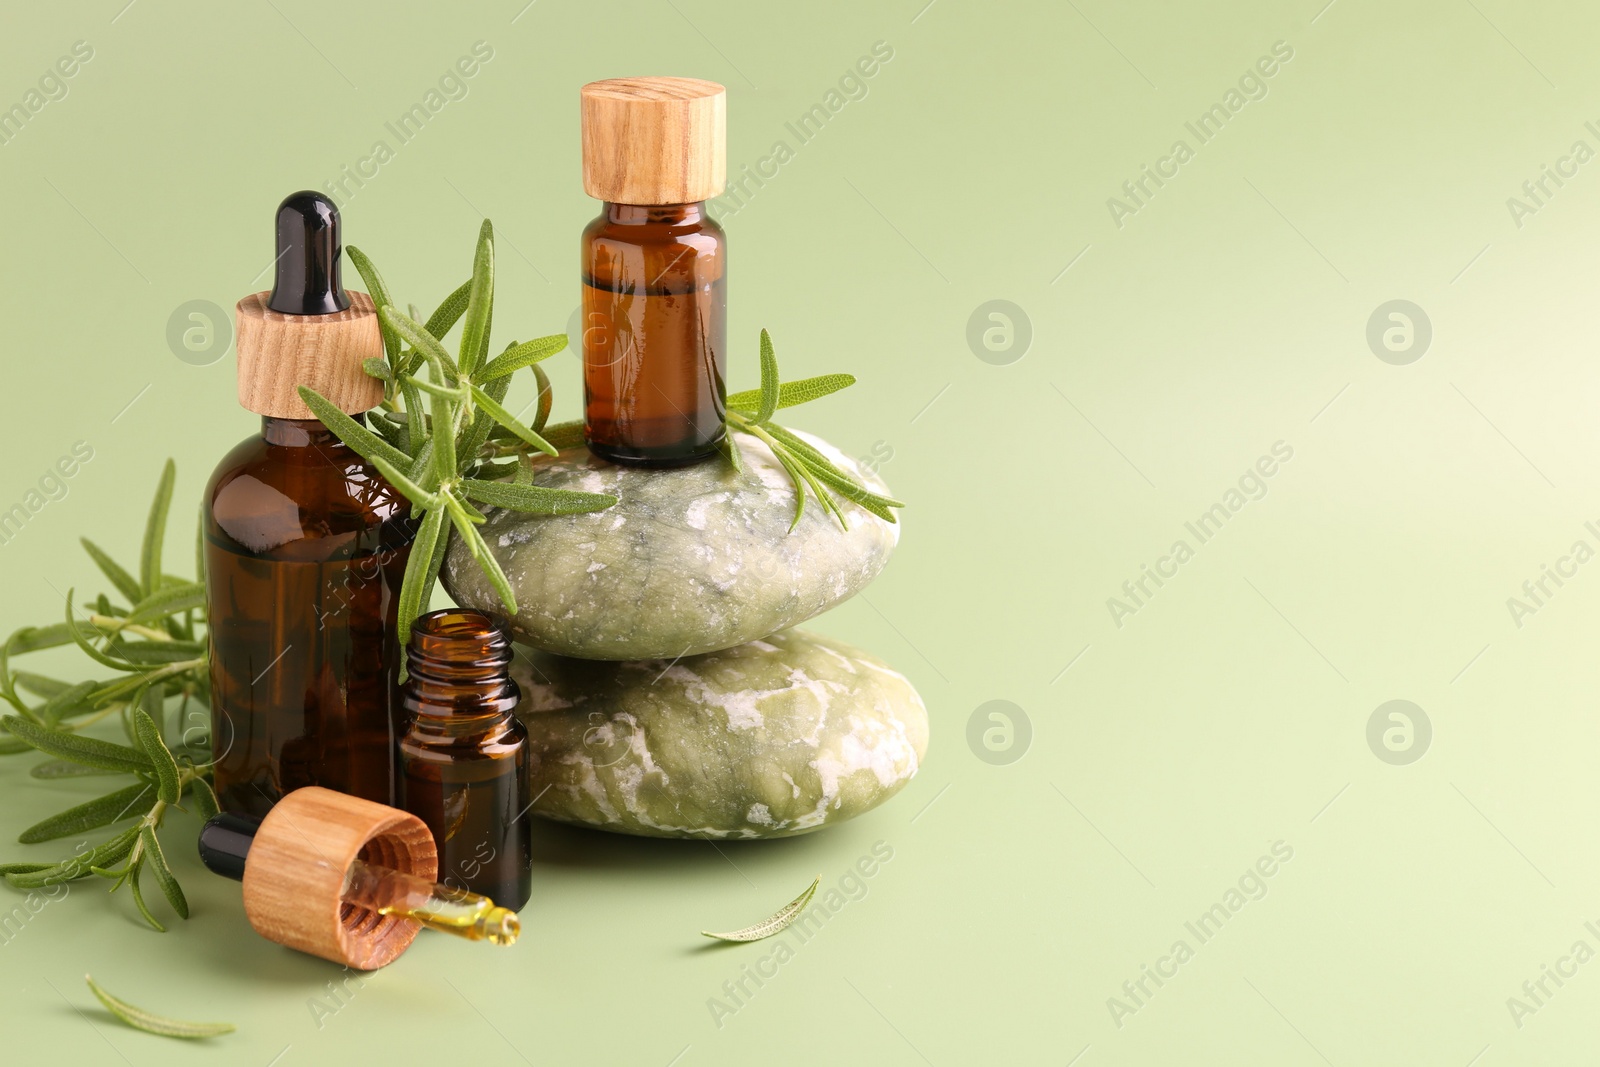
[0,0,1596,1062]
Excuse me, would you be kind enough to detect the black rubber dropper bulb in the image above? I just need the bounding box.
[267,191,351,315]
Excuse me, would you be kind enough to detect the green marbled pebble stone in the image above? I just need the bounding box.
[513,628,928,839]
[441,432,898,660]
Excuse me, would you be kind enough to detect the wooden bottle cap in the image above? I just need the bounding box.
[240,786,438,970]
[235,290,385,419]
[581,77,726,204]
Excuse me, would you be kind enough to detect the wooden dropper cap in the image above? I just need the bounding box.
[235,192,384,420]
[232,787,439,970]
[581,77,726,204]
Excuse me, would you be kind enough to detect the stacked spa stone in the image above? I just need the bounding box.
[441,430,927,839]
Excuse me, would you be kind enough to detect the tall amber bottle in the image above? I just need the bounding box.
[398,609,531,910]
[579,77,727,468]
[205,192,413,817]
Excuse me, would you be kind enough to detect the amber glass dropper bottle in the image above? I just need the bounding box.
[579,77,727,468]
[204,192,414,817]
[399,609,532,910]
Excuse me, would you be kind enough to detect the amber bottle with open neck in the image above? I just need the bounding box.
[204,192,413,817]
[580,76,727,468]
[398,609,532,910]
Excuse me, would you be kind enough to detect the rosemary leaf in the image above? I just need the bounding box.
[470,383,557,456]
[1,716,153,774]
[366,453,441,511]
[754,328,780,424]
[459,479,615,515]
[124,582,205,625]
[362,356,392,382]
[458,220,495,378]
[140,826,189,920]
[17,781,155,843]
[478,334,566,380]
[537,420,587,451]
[346,244,401,367]
[132,707,180,804]
[716,431,743,474]
[189,775,221,820]
[13,671,74,700]
[37,680,97,726]
[425,278,473,342]
[86,976,234,1039]
[702,876,821,942]
[6,827,139,888]
[296,388,413,470]
[381,306,459,386]
[531,362,553,433]
[80,539,143,605]
[726,372,857,414]
[445,496,517,612]
[396,504,447,647]
[139,460,176,598]
[129,862,166,930]
[29,759,124,779]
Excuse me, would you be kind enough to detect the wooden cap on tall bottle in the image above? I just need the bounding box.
[581,77,726,204]
[235,191,385,420]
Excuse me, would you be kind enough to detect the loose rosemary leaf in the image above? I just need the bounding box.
[17,782,155,843]
[702,876,821,942]
[86,976,234,1040]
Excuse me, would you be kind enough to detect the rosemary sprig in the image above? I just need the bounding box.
[303,220,617,646]
[722,329,905,532]
[0,463,214,932]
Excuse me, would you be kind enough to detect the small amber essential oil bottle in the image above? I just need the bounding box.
[398,609,532,910]
[579,76,728,468]
[205,192,413,817]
